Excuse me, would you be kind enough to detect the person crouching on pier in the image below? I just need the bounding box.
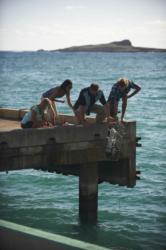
[41,79,74,121]
[107,78,141,122]
[73,83,112,125]
[21,98,56,129]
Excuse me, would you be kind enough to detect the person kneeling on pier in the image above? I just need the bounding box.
[21,98,56,129]
[73,83,112,125]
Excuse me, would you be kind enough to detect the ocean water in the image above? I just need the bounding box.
[0,51,166,250]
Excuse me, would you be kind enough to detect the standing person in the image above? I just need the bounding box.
[107,78,141,122]
[21,98,56,128]
[73,83,110,124]
[41,79,74,119]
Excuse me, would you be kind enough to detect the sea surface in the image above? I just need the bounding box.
[0,51,166,250]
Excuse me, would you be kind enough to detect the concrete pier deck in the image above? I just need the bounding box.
[0,118,20,131]
[0,108,140,224]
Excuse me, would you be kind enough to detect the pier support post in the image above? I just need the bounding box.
[79,162,98,224]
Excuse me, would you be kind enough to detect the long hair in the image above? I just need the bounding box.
[40,98,52,110]
[60,79,72,90]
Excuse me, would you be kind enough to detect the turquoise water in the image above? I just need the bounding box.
[0,52,166,250]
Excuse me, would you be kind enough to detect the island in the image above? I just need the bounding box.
[47,39,166,53]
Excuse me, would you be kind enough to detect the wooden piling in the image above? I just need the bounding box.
[79,162,98,224]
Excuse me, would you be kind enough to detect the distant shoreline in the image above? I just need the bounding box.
[0,39,166,53]
[41,39,166,53]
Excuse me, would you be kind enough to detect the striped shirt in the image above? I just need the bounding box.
[108,81,137,103]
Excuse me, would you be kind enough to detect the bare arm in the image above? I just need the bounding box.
[127,84,141,99]
[66,90,74,110]
[121,95,127,121]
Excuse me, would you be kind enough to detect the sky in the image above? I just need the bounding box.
[0,0,166,51]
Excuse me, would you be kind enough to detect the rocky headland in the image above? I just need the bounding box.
[47,39,166,53]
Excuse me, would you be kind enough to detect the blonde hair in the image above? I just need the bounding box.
[117,78,129,87]
[41,98,51,108]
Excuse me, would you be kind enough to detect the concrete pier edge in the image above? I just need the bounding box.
[0,219,111,250]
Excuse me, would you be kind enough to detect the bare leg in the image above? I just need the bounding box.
[109,101,118,119]
[90,104,105,123]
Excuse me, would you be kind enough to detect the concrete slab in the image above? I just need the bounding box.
[0,118,21,131]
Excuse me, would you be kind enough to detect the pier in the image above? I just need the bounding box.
[0,108,141,224]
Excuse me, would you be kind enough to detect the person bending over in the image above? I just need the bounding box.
[107,78,141,122]
[41,79,74,119]
[73,83,110,125]
[21,98,56,128]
